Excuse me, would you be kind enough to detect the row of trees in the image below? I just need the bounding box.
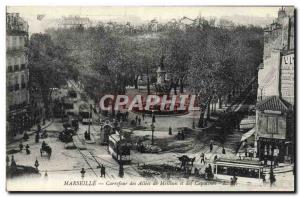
[159,23,263,126]
[29,17,263,126]
[28,34,79,114]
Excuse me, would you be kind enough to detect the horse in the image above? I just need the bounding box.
[40,144,52,159]
[178,155,196,170]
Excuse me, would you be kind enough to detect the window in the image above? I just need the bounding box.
[7,77,13,92]
[12,36,17,48]
[19,37,24,47]
[7,66,13,72]
[267,116,278,134]
[14,64,19,71]
[15,83,19,91]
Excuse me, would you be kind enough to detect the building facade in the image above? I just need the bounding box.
[255,7,295,164]
[6,13,30,138]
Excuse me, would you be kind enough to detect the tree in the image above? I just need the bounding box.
[28,33,79,114]
[163,28,192,94]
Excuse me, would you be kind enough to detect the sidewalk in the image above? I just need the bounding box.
[7,119,54,145]
[264,163,294,174]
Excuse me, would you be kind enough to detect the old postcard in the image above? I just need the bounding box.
[6,6,295,192]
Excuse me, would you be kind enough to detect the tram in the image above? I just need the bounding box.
[108,134,131,164]
[213,158,264,184]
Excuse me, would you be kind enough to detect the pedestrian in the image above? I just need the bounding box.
[6,155,9,167]
[25,144,30,155]
[233,175,238,185]
[138,117,141,125]
[101,165,106,178]
[119,163,124,178]
[169,127,172,135]
[181,132,185,140]
[35,133,40,143]
[42,141,47,149]
[80,168,85,178]
[222,147,226,154]
[19,142,24,152]
[142,113,145,120]
[210,142,213,152]
[10,155,17,176]
[135,115,138,124]
[200,153,205,164]
[214,155,218,161]
[152,114,156,123]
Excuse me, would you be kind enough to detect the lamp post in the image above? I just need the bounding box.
[88,104,92,136]
[151,123,155,145]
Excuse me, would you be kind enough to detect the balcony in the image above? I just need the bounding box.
[9,102,27,112]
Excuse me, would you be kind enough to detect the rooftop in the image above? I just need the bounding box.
[256,96,291,112]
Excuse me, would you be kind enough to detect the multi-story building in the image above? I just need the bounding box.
[6,13,30,138]
[255,7,295,164]
[58,16,91,29]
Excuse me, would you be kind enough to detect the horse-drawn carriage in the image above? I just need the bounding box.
[178,155,196,170]
[40,141,52,159]
[59,127,76,143]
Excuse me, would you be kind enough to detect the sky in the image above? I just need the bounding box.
[6,6,282,34]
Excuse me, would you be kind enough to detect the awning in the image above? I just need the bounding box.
[240,128,255,142]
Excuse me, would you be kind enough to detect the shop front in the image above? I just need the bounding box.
[257,137,286,164]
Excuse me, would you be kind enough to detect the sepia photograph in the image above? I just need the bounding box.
[5,5,295,192]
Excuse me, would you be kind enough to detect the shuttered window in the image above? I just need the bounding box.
[267,116,278,134]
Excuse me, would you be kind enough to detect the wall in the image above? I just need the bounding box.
[280,52,294,105]
[257,50,280,100]
[256,111,287,140]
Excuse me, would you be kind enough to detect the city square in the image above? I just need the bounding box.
[6,6,295,192]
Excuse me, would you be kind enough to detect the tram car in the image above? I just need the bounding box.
[213,158,264,184]
[108,134,131,164]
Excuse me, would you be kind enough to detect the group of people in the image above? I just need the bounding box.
[100,164,106,178]
[115,111,129,122]
[84,130,91,140]
[80,165,106,178]
[19,142,30,155]
[135,115,142,125]
[230,176,238,186]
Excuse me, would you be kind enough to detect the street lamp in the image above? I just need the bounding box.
[152,110,156,123]
[151,123,155,145]
[88,104,92,136]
